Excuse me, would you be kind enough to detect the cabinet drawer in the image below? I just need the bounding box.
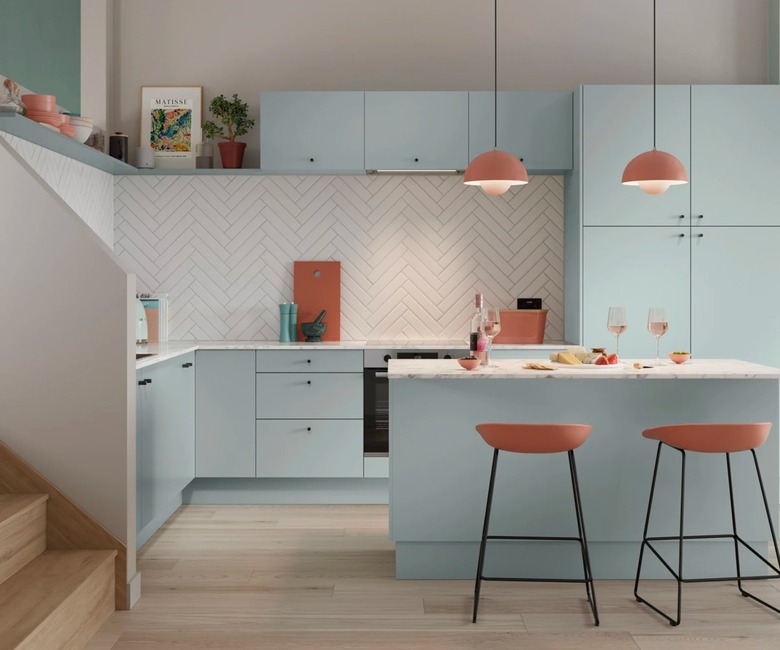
[256,350,363,373]
[256,420,363,478]
[256,372,363,419]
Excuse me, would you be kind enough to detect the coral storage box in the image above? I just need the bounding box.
[492,309,547,344]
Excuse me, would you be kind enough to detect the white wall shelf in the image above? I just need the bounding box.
[0,113,137,175]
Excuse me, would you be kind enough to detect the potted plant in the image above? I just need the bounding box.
[202,93,255,169]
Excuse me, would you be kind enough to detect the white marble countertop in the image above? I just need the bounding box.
[136,340,569,369]
[387,358,780,379]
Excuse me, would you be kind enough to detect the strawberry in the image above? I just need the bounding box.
[607,353,619,365]
[594,355,609,366]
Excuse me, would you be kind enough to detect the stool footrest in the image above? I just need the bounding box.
[481,576,589,584]
[486,535,581,542]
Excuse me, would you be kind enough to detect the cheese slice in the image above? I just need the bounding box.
[556,352,582,365]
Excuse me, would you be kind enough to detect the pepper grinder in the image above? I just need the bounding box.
[279,303,291,342]
[289,303,298,342]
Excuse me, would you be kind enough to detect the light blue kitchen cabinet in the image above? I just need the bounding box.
[256,372,363,420]
[469,92,573,171]
[691,86,780,226]
[582,85,690,226]
[195,351,256,478]
[582,226,690,358]
[256,420,363,478]
[690,227,780,364]
[256,349,363,373]
[364,92,469,170]
[136,353,195,547]
[260,92,365,173]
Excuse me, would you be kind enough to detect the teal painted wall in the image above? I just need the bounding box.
[0,0,80,112]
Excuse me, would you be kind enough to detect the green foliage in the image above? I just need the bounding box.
[202,93,256,142]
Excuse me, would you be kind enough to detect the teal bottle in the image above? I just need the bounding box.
[289,303,298,342]
[279,303,291,342]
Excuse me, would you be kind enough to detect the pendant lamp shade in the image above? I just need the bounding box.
[622,0,688,195]
[464,150,529,196]
[464,0,528,196]
[621,149,688,195]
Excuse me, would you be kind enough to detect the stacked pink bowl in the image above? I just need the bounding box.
[21,94,72,137]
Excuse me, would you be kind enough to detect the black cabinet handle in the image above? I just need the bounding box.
[145,378,152,384]
[307,380,312,385]
[697,215,704,219]
[307,359,311,363]
[138,379,148,386]
[697,233,704,238]
[309,157,314,162]
[307,427,312,432]
[678,215,685,219]
[679,233,685,238]
[182,362,193,368]
[414,157,419,162]
[520,157,524,162]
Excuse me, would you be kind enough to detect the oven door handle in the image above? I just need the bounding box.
[374,370,388,376]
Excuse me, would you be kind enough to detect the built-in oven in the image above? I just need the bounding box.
[363,349,460,457]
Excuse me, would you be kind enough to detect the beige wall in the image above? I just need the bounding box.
[113,0,768,167]
[0,139,135,579]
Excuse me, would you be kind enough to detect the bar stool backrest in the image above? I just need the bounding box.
[642,422,771,453]
[475,423,592,454]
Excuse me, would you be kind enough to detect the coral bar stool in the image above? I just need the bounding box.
[472,423,599,626]
[635,422,780,626]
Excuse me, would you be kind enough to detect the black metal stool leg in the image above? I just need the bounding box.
[473,448,499,623]
[634,442,663,601]
[635,443,685,626]
[568,450,600,626]
[733,449,780,614]
[726,452,745,595]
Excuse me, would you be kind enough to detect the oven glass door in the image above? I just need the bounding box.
[363,368,388,455]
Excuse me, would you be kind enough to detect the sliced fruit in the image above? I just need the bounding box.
[607,353,619,364]
[594,355,609,366]
[556,352,582,365]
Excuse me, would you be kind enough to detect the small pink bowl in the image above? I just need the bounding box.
[668,352,691,364]
[29,113,65,127]
[21,94,56,112]
[458,357,481,370]
[59,124,76,138]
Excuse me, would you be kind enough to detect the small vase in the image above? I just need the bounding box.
[218,141,246,169]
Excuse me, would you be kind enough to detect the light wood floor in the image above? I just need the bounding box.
[88,505,780,649]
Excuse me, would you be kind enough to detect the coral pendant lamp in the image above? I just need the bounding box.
[622,0,687,195]
[464,0,528,196]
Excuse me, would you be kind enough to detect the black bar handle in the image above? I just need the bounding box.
[679,233,685,238]
[307,380,312,385]
[182,362,193,368]
[697,214,704,219]
[138,379,148,386]
[145,378,152,384]
[307,427,312,432]
[697,233,704,238]
[678,214,685,219]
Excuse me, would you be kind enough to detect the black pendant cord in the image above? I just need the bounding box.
[494,0,498,150]
[652,0,657,150]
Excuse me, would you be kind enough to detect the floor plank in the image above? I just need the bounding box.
[97,505,780,648]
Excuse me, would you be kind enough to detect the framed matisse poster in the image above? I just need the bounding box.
[140,86,202,169]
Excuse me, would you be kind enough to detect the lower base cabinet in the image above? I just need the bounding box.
[256,420,363,478]
[136,352,195,544]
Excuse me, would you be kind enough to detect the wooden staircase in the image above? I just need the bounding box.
[0,494,116,649]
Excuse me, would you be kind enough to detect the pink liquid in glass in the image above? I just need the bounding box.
[608,324,627,335]
[648,321,669,336]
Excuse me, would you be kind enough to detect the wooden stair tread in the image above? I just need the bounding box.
[0,494,47,525]
[0,549,116,648]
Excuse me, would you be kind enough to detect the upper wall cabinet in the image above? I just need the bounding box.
[469,92,572,172]
[364,92,469,171]
[691,86,780,226]
[260,92,365,173]
[582,85,690,226]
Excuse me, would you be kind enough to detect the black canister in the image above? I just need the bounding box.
[109,132,129,163]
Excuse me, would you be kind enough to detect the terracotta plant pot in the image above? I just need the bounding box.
[218,141,246,169]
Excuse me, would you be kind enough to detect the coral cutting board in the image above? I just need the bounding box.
[293,261,341,341]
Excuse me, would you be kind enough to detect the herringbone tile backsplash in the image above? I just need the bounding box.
[2,133,115,247]
[114,174,564,341]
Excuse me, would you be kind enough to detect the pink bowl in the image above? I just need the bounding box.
[458,357,481,370]
[59,124,76,138]
[668,352,691,364]
[29,113,65,127]
[21,94,56,112]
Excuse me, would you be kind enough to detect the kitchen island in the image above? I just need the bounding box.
[388,359,780,579]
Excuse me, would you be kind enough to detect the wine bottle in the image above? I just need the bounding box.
[469,293,487,362]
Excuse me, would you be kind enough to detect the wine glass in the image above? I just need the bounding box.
[483,308,501,365]
[647,307,669,365]
[607,307,627,358]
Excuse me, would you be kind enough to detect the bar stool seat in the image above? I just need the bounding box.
[472,423,599,626]
[635,422,780,626]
